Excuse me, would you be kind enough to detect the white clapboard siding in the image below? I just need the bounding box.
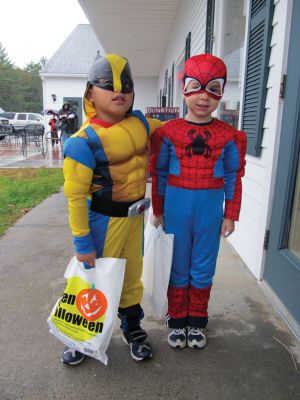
[242,174,265,204]
[263,108,272,129]
[244,160,266,187]
[239,190,263,224]
[229,0,291,279]
[157,0,208,110]
[133,77,159,114]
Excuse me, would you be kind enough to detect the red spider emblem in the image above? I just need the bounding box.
[185,129,212,158]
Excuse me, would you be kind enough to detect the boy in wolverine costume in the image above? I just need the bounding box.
[61,54,161,365]
[150,54,246,350]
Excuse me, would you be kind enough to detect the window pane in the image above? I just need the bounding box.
[17,114,26,120]
[288,154,300,259]
[217,0,246,129]
[1,113,15,119]
[28,114,36,120]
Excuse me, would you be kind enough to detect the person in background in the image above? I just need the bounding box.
[150,54,247,350]
[48,114,58,147]
[58,102,78,144]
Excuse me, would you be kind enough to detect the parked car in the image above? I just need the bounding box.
[0,112,45,132]
[0,116,12,141]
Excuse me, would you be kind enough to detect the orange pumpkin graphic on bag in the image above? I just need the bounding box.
[76,283,108,321]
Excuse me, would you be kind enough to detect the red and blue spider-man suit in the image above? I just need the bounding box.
[150,54,247,329]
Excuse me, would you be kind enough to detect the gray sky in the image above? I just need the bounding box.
[0,0,88,68]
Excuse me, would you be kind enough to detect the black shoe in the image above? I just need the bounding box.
[122,329,152,361]
[61,347,85,366]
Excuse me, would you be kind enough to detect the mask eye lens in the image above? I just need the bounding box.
[122,81,134,93]
[93,78,114,91]
[183,78,201,94]
[205,79,224,96]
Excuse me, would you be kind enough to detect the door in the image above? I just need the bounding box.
[264,0,300,325]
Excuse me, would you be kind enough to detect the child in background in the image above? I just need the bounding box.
[150,54,246,350]
[48,114,58,147]
[62,54,161,365]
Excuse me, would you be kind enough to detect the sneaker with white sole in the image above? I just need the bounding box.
[187,327,207,349]
[122,329,153,361]
[167,328,187,349]
[61,347,85,366]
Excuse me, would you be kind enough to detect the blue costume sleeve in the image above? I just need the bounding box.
[223,140,239,201]
[223,131,247,220]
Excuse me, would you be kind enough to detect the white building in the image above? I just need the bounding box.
[40,24,158,123]
[43,0,300,340]
[40,24,104,126]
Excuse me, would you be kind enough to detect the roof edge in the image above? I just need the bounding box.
[40,73,87,78]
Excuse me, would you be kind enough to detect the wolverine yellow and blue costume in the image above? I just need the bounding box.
[62,54,161,362]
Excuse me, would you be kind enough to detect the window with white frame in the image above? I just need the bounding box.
[214,0,247,129]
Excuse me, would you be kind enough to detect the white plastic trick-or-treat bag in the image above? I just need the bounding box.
[47,257,126,365]
[142,208,174,319]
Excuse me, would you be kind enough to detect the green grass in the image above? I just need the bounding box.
[0,168,64,235]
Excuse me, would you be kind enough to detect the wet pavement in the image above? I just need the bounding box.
[0,140,63,168]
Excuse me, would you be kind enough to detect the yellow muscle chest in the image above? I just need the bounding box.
[91,117,148,164]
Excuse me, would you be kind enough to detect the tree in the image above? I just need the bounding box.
[0,45,46,112]
[0,44,17,110]
[25,57,47,73]
[0,42,12,66]
[23,58,47,112]
[24,61,41,74]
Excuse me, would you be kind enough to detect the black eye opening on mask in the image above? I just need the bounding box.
[91,78,114,92]
[121,80,134,94]
[90,79,133,94]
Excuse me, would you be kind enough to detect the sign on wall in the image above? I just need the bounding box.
[145,107,180,121]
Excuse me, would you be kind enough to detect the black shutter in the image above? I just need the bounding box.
[183,32,191,116]
[241,0,274,156]
[205,0,215,54]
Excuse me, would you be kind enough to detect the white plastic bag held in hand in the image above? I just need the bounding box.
[142,210,174,319]
[47,256,126,365]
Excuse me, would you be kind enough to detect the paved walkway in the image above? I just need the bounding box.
[1,144,300,398]
[0,187,300,399]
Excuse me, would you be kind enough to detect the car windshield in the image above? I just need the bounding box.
[0,112,15,119]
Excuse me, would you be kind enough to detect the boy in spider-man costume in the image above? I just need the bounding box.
[150,54,247,349]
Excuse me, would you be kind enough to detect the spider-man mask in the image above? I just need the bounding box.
[182,54,227,100]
